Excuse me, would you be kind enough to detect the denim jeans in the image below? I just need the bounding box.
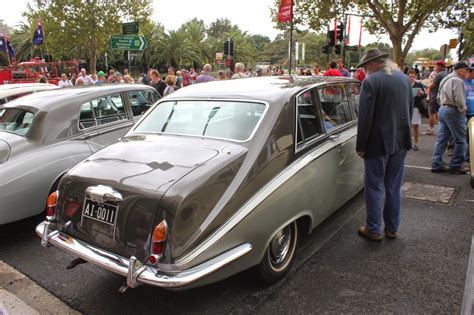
[432,106,467,169]
[364,149,407,235]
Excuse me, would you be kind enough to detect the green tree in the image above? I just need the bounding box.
[207,18,233,39]
[223,26,257,64]
[8,21,41,63]
[23,0,152,73]
[405,48,444,67]
[271,0,470,67]
[460,13,474,60]
[179,19,208,66]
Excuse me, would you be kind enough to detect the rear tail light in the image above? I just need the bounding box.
[46,191,58,222]
[148,220,167,265]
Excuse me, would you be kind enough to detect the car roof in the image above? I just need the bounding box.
[165,76,359,104]
[0,83,59,97]
[0,83,58,91]
[0,84,157,111]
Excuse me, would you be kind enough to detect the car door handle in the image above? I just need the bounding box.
[329,134,340,141]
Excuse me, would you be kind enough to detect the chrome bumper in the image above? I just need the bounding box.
[36,221,251,289]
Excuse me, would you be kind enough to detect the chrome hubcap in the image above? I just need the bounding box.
[269,225,291,265]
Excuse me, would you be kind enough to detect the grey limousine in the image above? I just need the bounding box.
[1,84,159,224]
[37,76,364,291]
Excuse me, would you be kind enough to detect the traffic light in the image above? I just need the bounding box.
[327,30,335,47]
[335,44,341,55]
[322,44,331,54]
[337,23,344,42]
[229,40,234,56]
[224,40,229,55]
[223,40,234,56]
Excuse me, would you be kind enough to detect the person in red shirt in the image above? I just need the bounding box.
[323,61,342,76]
[356,68,366,81]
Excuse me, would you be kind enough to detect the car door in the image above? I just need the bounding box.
[293,88,342,226]
[316,82,364,208]
[78,92,135,153]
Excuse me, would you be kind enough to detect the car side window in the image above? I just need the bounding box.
[127,90,155,116]
[79,93,127,129]
[347,83,361,118]
[296,89,323,147]
[317,84,353,130]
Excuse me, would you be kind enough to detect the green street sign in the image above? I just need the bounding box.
[110,35,148,50]
[123,22,139,35]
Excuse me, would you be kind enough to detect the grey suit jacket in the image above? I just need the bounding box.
[356,69,413,159]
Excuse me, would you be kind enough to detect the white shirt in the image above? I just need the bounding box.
[58,79,72,88]
[77,75,94,85]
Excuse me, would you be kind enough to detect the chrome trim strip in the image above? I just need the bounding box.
[36,221,252,288]
[128,99,270,143]
[175,127,357,266]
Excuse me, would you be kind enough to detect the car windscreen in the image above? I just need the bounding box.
[0,108,35,136]
[133,100,266,141]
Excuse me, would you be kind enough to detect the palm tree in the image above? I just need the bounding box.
[224,27,257,64]
[9,21,39,62]
[179,19,208,66]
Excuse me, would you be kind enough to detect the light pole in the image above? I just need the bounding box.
[105,52,108,72]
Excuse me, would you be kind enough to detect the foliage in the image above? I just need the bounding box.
[460,12,474,60]
[271,0,470,66]
[21,0,152,72]
[405,48,444,67]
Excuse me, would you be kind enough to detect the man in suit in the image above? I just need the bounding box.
[355,49,413,241]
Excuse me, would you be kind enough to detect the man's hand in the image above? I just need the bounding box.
[357,151,365,159]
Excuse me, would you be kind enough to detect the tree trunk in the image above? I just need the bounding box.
[89,36,98,74]
[389,35,405,69]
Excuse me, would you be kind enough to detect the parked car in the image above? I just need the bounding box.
[0,83,60,105]
[1,84,160,224]
[37,76,364,291]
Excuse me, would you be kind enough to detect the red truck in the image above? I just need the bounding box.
[0,57,79,85]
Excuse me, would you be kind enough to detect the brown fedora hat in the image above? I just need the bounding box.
[356,48,389,68]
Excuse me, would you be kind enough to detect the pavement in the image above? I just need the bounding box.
[0,261,78,315]
[0,119,473,314]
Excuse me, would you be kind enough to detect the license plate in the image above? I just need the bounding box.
[81,198,118,226]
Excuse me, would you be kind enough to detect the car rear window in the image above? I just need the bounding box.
[133,100,266,141]
[0,108,35,136]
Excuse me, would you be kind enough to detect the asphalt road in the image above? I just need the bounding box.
[1,122,473,314]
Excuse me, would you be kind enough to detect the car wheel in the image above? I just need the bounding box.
[258,221,298,284]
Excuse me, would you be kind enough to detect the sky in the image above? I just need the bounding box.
[0,0,459,56]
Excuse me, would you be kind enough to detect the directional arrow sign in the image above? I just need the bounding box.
[110,35,148,50]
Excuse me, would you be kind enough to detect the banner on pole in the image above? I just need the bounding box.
[278,0,293,23]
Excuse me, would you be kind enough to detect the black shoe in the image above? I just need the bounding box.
[431,165,449,173]
[449,166,470,174]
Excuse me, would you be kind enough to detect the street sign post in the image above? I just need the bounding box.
[110,35,148,50]
[122,22,139,35]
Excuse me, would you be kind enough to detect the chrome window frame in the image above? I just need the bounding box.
[294,87,325,154]
[315,83,356,131]
[129,98,269,143]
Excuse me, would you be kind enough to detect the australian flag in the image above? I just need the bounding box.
[32,16,44,45]
[0,34,15,60]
